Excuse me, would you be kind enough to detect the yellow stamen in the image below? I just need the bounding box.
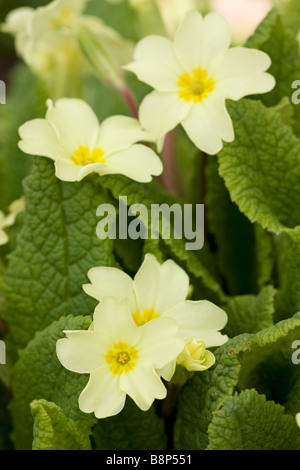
[71,146,105,166]
[178,67,215,103]
[132,308,160,327]
[105,341,138,376]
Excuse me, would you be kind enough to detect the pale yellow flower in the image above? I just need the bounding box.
[2,0,133,94]
[83,253,228,379]
[125,10,275,155]
[18,98,163,183]
[56,297,184,418]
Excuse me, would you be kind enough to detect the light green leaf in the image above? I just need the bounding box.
[31,399,92,450]
[222,285,275,337]
[174,333,252,450]
[174,312,300,449]
[218,99,300,234]
[246,8,300,136]
[207,389,300,450]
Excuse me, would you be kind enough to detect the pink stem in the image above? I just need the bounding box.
[159,130,180,194]
[120,85,139,119]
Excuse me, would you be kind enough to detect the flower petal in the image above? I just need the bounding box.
[139,90,192,140]
[124,35,183,92]
[133,253,162,313]
[97,115,152,155]
[137,316,184,368]
[157,360,176,381]
[92,297,140,346]
[165,300,228,347]
[54,157,82,181]
[79,365,126,419]
[120,362,166,411]
[18,118,65,160]
[83,266,137,311]
[200,12,231,68]
[173,10,204,71]
[56,330,110,373]
[46,98,100,151]
[0,230,9,246]
[181,102,224,155]
[99,144,163,183]
[154,258,190,312]
[211,47,276,100]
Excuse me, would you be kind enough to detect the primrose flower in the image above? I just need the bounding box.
[83,253,228,379]
[0,197,25,246]
[124,10,275,155]
[296,413,300,428]
[18,98,163,183]
[56,297,184,418]
[176,338,215,372]
[2,0,133,95]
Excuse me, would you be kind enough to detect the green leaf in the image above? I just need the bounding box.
[174,334,252,450]
[10,314,95,450]
[246,9,300,136]
[207,389,300,450]
[174,312,300,449]
[222,285,275,337]
[218,99,300,234]
[92,398,167,450]
[1,158,116,356]
[273,0,300,36]
[31,399,92,450]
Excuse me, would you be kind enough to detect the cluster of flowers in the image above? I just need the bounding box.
[1,0,275,417]
[4,0,275,183]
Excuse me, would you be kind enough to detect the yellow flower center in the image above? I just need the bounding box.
[178,68,215,103]
[105,341,138,376]
[70,146,106,166]
[132,308,160,327]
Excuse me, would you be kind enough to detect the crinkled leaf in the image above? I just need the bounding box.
[207,389,300,450]
[10,315,95,450]
[218,99,300,233]
[222,285,275,337]
[174,312,300,449]
[246,8,300,136]
[31,399,92,450]
[1,157,116,356]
